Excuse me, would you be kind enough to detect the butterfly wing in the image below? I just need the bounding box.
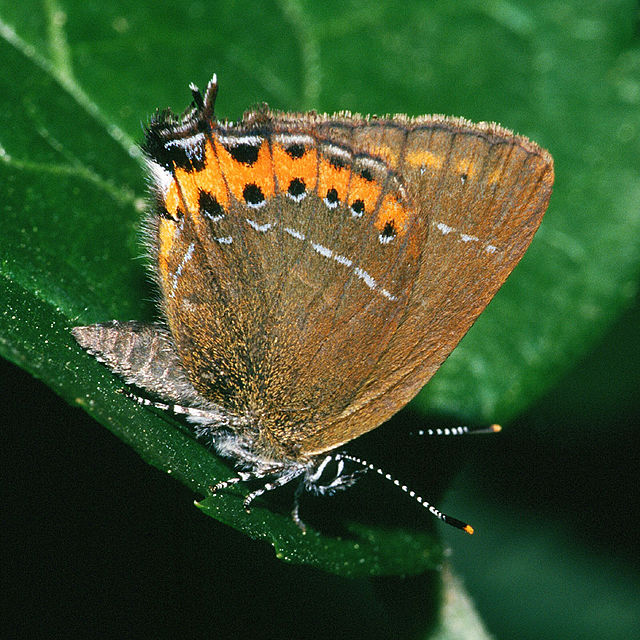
[300,117,553,454]
[144,84,552,459]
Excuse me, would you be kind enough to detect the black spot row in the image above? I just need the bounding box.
[226,139,314,165]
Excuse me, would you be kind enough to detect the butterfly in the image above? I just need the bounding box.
[73,74,553,533]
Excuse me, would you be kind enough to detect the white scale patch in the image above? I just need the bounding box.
[217,134,264,147]
[333,253,352,267]
[165,133,205,148]
[354,266,376,290]
[433,220,498,254]
[378,233,395,245]
[311,242,333,259]
[240,221,398,302]
[146,159,173,195]
[323,196,339,209]
[286,190,307,203]
[380,288,397,301]
[322,144,352,161]
[215,236,233,244]
[246,218,273,233]
[355,156,386,173]
[171,242,195,294]
[165,133,206,162]
[204,212,225,223]
[285,227,305,241]
[274,133,315,147]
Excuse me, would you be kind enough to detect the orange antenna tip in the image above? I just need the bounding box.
[491,424,502,433]
[463,524,474,535]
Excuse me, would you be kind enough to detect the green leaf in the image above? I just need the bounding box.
[1,0,638,589]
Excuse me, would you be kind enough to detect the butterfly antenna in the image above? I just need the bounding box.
[412,424,502,437]
[335,453,475,535]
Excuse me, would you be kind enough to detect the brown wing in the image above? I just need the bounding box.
[144,87,552,459]
[298,116,553,454]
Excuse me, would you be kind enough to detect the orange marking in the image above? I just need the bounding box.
[375,194,409,236]
[172,140,231,215]
[271,143,318,193]
[173,167,201,213]
[491,424,502,433]
[162,141,230,219]
[366,144,398,169]
[487,167,503,185]
[214,138,275,202]
[164,181,182,219]
[347,173,381,215]
[463,524,474,535]
[157,218,176,289]
[317,157,351,203]
[456,158,478,180]
[192,140,230,209]
[405,150,443,169]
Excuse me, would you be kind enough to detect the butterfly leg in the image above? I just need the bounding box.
[209,475,244,494]
[291,481,307,533]
[240,467,306,514]
[243,473,292,512]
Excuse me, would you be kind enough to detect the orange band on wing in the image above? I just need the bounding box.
[375,194,409,236]
[405,149,443,169]
[215,139,275,202]
[164,181,182,219]
[192,140,230,209]
[317,158,351,203]
[347,173,382,215]
[173,167,201,213]
[157,217,176,289]
[271,143,318,193]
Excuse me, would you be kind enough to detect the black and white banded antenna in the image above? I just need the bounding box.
[411,424,502,437]
[336,423,501,535]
